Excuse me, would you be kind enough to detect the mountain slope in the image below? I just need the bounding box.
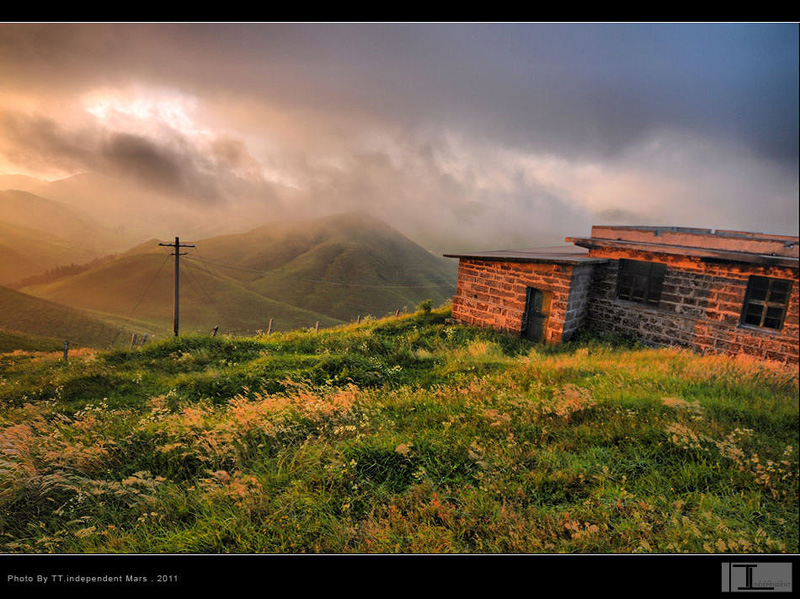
[0,190,128,284]
[20,212,457,334]
[0,285,141,349]
[190,212,458,320]
[21,252,343,336]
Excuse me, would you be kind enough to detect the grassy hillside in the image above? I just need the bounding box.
[21,212,457,334]
[0,190,123,285]
[0,330,64,353]
[178,212,457,319]
[0,190,117,249]
[0,305,796,554]
[0,285,143,349]
[22,252,344,336]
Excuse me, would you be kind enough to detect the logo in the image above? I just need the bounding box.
[722,563,792,593]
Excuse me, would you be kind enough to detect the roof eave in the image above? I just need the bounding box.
[567,237,800,269]
[442,252,608,265]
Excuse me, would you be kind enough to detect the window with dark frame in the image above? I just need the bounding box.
[741,276,792,330]
[616,259,666,306]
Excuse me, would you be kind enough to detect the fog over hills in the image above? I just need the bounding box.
[0,188,131,284]
[4,191,456,341]
[0,172,279,248]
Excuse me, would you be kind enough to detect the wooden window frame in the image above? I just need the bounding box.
[740,275,792,331]
[616,259,666,307]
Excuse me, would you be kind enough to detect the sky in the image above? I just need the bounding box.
[0,22,797,252]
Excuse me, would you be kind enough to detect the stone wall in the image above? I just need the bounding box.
[584,247,799,364]
[451,259,584,343]
[562,263,595,341]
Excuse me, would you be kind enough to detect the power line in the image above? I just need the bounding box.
[129,253,171,318]
[180,258,236,329]
[181,261,218,311]
[110,253,171,346]
[184,254,455,289]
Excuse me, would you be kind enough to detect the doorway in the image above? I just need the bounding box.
[522,287,551,342]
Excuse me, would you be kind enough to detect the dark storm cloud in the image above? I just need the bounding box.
[2,22,796,164]
[0,22,797,245]
[0,111,96,174]
[102,133,183,191]
[0,110,238,204]
[165,22,797,164]
[99,132,232,204]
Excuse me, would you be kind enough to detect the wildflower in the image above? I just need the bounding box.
[395,443,413,456]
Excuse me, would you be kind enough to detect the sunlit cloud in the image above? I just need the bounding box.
[83,88,198,132]
[0,23,796,251]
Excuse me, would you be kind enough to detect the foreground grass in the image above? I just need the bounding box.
[0,306,797,553]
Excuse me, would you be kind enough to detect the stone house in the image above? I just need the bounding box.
[444,225,799,364]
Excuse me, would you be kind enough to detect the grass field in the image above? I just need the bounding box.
[0,304,797,553]
[0,285,141,350]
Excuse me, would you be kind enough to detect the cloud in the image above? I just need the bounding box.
[102,133,184,191]
[0,23,796,249]
[0,110,98,178]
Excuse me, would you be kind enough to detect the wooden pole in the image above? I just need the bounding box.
[130,333,138,349]
[63,340,69,361]
[158,237,194,337]
[315,321,320,333]
[267,318,273,336]
[173,237,180,337]
[212,326,219,337]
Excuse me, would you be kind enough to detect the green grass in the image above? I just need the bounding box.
[0,285,139,349]
[0,330,64,353]
[20,212,457,336]
[0,304,796,554]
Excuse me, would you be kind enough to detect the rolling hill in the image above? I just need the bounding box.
[19,212,457,336]
[193,212,457,320]
[20,252,343,336]
[0,285,145,349]
[0,189,130,285]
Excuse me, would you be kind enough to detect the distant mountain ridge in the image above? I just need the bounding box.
[1,171,457,346]
[17,212,457,338]
[0,172,286,246]
[0,188,131,285]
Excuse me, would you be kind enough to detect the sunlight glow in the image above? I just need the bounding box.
[82,87,205,138]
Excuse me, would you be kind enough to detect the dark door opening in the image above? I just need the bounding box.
[522,287,550,342]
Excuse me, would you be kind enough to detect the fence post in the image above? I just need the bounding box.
[212,326,219,337]
[267,319,273,336]
[315,321,320,333]
[63,340,69,361]
[130,333,138,349]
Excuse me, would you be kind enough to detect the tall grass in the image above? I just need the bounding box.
[0,306,797,553]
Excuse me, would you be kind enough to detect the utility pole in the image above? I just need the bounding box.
[159,237,195,337]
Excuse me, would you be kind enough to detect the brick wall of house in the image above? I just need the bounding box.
[451,259,585,343]
[562,263,595,341]
[584,247,799,364]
